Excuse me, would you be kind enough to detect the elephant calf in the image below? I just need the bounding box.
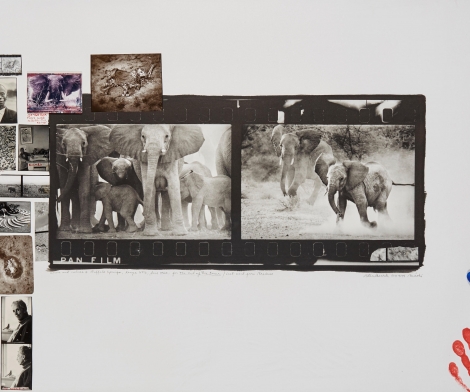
[94,183,144,233]
[179,171,231,231]
[323,160,392,228]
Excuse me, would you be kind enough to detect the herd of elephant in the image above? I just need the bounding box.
[271,125,395,228]
[56,124,232,236]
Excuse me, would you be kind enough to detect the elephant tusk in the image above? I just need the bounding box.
[161,148,167,154]
[142,149,147,153]
[279,156,283,166]
[80,157,83,162]
[291,157,295,165]
[66,158,69,162]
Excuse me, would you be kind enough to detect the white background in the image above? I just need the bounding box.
[2,0,469,391]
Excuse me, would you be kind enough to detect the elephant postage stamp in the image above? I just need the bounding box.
[27,73,82,114]
[48,94,425,271]
[90,54,162,112]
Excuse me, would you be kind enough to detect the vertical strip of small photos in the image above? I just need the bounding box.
[1,296,32,390]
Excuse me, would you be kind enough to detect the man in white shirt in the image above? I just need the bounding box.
[0,83,17,123]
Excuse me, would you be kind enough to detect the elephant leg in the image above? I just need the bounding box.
[217,208,225,227]
[287,159,307,198]
[166,174,187,235]
[209,207,219,230]
[124,209,139,233]
[71,192,81,230]
[59,197,71,231]
[355,196,376,228]
[181,200,190,229]
[306,174,322,206]
[94,206,108,232]
[222,209,231,231]
[198,205,208,230]
[90,164,99,227]
[190,195,204,231]
[376,198,391,225]
[116,214,127,231]
[77,166,92,233]
[104,203,116,233]
[286,166,295,191]
[160,192,172,231]
[155,193,162,228]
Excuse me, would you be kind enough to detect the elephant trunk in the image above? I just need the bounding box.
[280,158,288,195]
[57,159,79,203]
[328,184,341,215]
[143,147,160,227]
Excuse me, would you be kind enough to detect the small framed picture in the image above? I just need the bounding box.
[20,127,32,144]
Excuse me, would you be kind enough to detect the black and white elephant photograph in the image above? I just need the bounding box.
[55,123,232,239]
[27,73,82,113]
[241,124,415,240]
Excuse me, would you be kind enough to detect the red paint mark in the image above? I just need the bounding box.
[463,329,470,348]
[453,340,470,375]
[449,362,470,391]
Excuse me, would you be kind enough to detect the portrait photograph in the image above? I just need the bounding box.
[0,201,31,233]
[242,108,415,240]
[1,297,32,344]
[27,73,82,114]
[0,126,16,171]
[55,124,231,240]
[0,78,17,124]
[91,54,162,112]
[18,125,49,171]
[1,344,32,390]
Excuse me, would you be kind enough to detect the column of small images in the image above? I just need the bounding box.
[0,297,32,390]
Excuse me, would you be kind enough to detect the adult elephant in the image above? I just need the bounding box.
[29,74,81,106]
[215,127,231,177]
[321,160,392,227]
[272,125,336,206]
[56,125,115,233]
[109,124,204,236]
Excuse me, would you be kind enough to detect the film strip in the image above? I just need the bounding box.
[49,94,425,271]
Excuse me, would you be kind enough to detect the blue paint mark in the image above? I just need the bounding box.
[467,271,470,283]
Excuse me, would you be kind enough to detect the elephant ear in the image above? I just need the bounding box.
[343,161,369,190]
[79,125,114,166]
[29,74,49,98]
[315,153,335,186]
[271,125,287,156]
[109,125,146,163]
[62,74,81,96]
[160,125,205,164]
[95,183,112,201]
[295,128,322,154]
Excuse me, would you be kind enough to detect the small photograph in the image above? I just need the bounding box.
[55,124,231,239]
[0,177,21,198]
[0,201,31,233]
[1,297,32,344]
[18,125,49,171]
[34,202,48,262]
[22,176,49,198]
[91,54,162,112]
[27,73,82,113]
[0,126,16,171]
[242,123,415,240]
[0,56,22,75]
[0,236,33,294]
[0,78,17,124]
[1,344,32,389]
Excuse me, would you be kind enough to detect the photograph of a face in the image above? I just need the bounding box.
[242,122,415,240]
[91,54,162,112]
[0,126,16,171]
[55,124,231,240]
[1,344,32,390]
[1,297,32,344]
[27,73,82,113]
[0,78,17,123]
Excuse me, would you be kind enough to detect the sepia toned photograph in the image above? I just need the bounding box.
[1,344,32,389]
[22,176,49,198]
[242,121,415,240]
[0,201,31,233]
[0,236,33,294]
[2,297,32,344]
[27,73,82,113]
[34,202,48,262]
[0,56,22,76]
[55,124,231,239]
[0,177,21,198]
[18,126,49,171]
[91,54,162,112]
[0,126,16,171]
[0,78,17,124]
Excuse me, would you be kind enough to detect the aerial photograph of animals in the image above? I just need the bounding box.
[27,73,82,113]
[55,124,231,240]
[241,123,415,240]
[91,54,162,112]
